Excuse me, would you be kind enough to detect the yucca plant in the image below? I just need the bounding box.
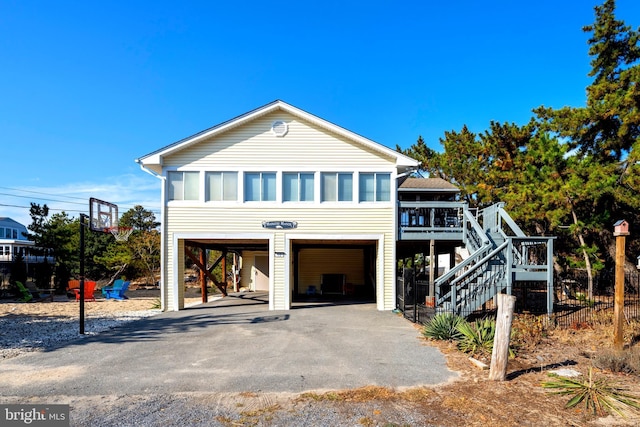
[542,368,640,417]
[456,317,495,355]
[422,313,466,341]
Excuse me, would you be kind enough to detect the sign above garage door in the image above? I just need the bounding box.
[262,220,298,229]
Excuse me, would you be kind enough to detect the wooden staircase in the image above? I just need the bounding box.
[435,203,554,317]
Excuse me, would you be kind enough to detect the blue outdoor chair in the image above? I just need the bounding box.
[102,280,130,300]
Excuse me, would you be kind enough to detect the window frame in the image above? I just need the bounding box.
[167,171,200,201]
[205,171,239,202]
[359,172,391,202]
[321,172,353,202]
[244,172,277,202]
[283,172,315,202]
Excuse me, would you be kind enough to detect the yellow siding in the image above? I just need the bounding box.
[165,204,395,310]
[240,251,259,290]
[163,111,394,169]
[298,248,364,294]
[162,110,399,311]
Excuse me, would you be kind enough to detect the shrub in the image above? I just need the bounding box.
[422,313,466,341]
[456,317,495,356]
[511,314,549,349]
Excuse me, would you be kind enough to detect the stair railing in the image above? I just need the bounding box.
[437,240,509,316]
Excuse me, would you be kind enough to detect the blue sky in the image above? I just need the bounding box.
[1,0,639,227]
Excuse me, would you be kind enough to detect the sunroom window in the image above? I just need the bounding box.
[245,172,276,201]
[283,173,314,202]
[168,171,199,201]
[206,172,238,201]
[359,173,391,202]
[321,172,353,202]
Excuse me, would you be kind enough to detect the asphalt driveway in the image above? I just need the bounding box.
[0,292,457,397]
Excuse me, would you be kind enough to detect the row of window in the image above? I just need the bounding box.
[1,246,22,255]
[0,227,19,240]
[168,171,392,203]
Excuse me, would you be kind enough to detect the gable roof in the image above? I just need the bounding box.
[136,100,420,170]
[0,217,30,241]
[0,217,27,228]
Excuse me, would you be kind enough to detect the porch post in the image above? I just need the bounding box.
[429,240,435,298]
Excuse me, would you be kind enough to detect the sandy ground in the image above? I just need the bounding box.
[0,288,202,317]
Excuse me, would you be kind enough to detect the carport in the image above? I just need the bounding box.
[171,234,274,310]
[170,232,387,311]
[184,239,271,296]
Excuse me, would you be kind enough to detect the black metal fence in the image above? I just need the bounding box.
[396,269,433,324]
[397,267,640,328]
[551,269,640,327]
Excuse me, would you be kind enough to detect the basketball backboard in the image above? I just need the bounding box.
[89,198,118,232]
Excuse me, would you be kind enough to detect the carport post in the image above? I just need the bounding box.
[200,246,207,303]
[221,251,227,294]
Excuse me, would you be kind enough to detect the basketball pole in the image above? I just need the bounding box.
[79,214,87,335]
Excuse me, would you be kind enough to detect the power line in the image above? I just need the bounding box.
[0,186,88,201]
[0,186,160,212]
[0,202,86,213]
[0,192,87,205]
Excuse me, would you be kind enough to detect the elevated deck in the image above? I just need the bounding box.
[398,201,466,241]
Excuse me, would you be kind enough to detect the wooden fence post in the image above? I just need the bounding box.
[489,293,516,381]
[613,220,629,350]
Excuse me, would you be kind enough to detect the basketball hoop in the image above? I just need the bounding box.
[109,226,133,242]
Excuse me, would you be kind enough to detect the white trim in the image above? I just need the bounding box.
[377,235,386,310]
[268,237,275,310]
[160,180,166,311]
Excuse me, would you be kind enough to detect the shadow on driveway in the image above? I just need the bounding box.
[0,292,458,397]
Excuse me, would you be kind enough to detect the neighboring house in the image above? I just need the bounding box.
[137,100,419,311]
[0,217,35,263]
[0,217,54,283]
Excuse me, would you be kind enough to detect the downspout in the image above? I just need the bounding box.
[135,159,167,311]
[396,166,419,180]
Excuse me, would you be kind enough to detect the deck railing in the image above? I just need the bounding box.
[398,201,466,240]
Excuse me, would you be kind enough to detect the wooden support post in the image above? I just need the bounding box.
[232,253,239,292]
[184,247,228,296]
[221,251,227,295]
[613,234,626,350]
[429,240,435,297]
[200,246,207,304]
[489,293,516,381]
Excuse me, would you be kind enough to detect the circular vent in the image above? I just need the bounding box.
[271,120,288,137]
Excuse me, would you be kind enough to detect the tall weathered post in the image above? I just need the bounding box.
[613,220,629,351]
[489,293,516,381]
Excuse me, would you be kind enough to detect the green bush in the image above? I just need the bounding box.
[456,317,496,356]
[422,313,466,341]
